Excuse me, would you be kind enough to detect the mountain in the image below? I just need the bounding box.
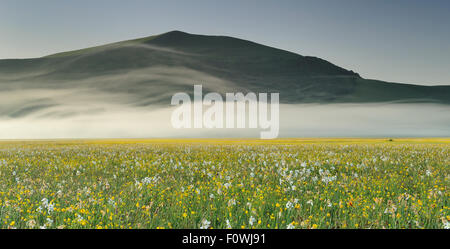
[0,30,449,119]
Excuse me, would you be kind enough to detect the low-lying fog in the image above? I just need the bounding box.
[0,98,448,139]
[1,62,448,139]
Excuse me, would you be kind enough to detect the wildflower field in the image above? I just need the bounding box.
[0,138,448,229]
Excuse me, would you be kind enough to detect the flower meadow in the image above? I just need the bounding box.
[0,139,448,229]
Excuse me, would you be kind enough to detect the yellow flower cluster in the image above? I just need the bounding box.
[0,139,448,229]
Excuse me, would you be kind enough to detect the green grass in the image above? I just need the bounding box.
[0,139,448,229]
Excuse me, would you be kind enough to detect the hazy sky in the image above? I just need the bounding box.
[1,0,449,85]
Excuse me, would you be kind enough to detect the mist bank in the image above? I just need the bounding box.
[0,103,448,139]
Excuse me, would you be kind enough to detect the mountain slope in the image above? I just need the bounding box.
[0,30,449,120]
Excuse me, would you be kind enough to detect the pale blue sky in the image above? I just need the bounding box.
[1,0,449,85]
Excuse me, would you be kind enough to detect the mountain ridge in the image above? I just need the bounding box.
[0,30,449,113]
